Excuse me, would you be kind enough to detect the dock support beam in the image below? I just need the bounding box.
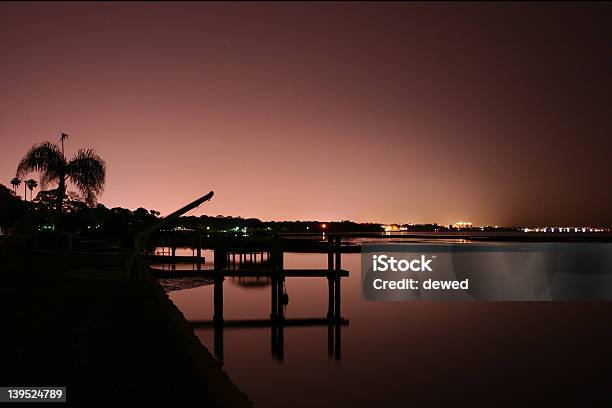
[213,275,224,363]
[271,277,278,320]
[213,245,225,324]
[213,277,224,324]
[326,235,343,360]
[327,234,342,319]
[196,235,202,270]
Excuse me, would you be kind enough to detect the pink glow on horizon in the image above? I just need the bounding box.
[0,3,610,226]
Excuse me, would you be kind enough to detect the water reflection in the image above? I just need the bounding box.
[169,249,612,407]
[189,274,347,362]
[231,276,271,287]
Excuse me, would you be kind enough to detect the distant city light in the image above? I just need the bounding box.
[523,226,607,233]
[382,224,408,232]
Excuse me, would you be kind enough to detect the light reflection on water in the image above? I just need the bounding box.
[168,250,612,406]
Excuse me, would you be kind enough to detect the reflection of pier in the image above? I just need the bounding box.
[185,236,348,362]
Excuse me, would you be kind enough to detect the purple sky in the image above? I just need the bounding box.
[1,2,610,225]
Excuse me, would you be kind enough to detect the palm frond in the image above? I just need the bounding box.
[66,148,106,206]
[39,171,56,190]
[16,142,65,180]
[26,179,38,189]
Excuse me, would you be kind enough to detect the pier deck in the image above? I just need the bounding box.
[150,268,349,278]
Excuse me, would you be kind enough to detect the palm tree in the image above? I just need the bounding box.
[16,136,106,226]
[10,177,21,195]
[60,132,69,156]
[25,179,38,201]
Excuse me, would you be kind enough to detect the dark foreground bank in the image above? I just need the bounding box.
[0,272,250,406]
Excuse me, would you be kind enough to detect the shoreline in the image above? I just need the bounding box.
[144,273,251,406]
[0,265,251,406]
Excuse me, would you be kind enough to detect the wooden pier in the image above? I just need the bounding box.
[147,234,349,362]
[145,233,358,267]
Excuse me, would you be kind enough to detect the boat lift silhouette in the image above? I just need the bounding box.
[130,190,348,361]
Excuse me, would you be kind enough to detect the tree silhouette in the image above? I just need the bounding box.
[10,177,21,196]
[16,136,106,229]
[25,179,38,201]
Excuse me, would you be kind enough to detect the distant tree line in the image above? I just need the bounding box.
[0,182,384,239]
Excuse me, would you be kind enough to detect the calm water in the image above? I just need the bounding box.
[167,248,612,406]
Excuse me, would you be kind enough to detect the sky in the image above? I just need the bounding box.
[1,2,610,226]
